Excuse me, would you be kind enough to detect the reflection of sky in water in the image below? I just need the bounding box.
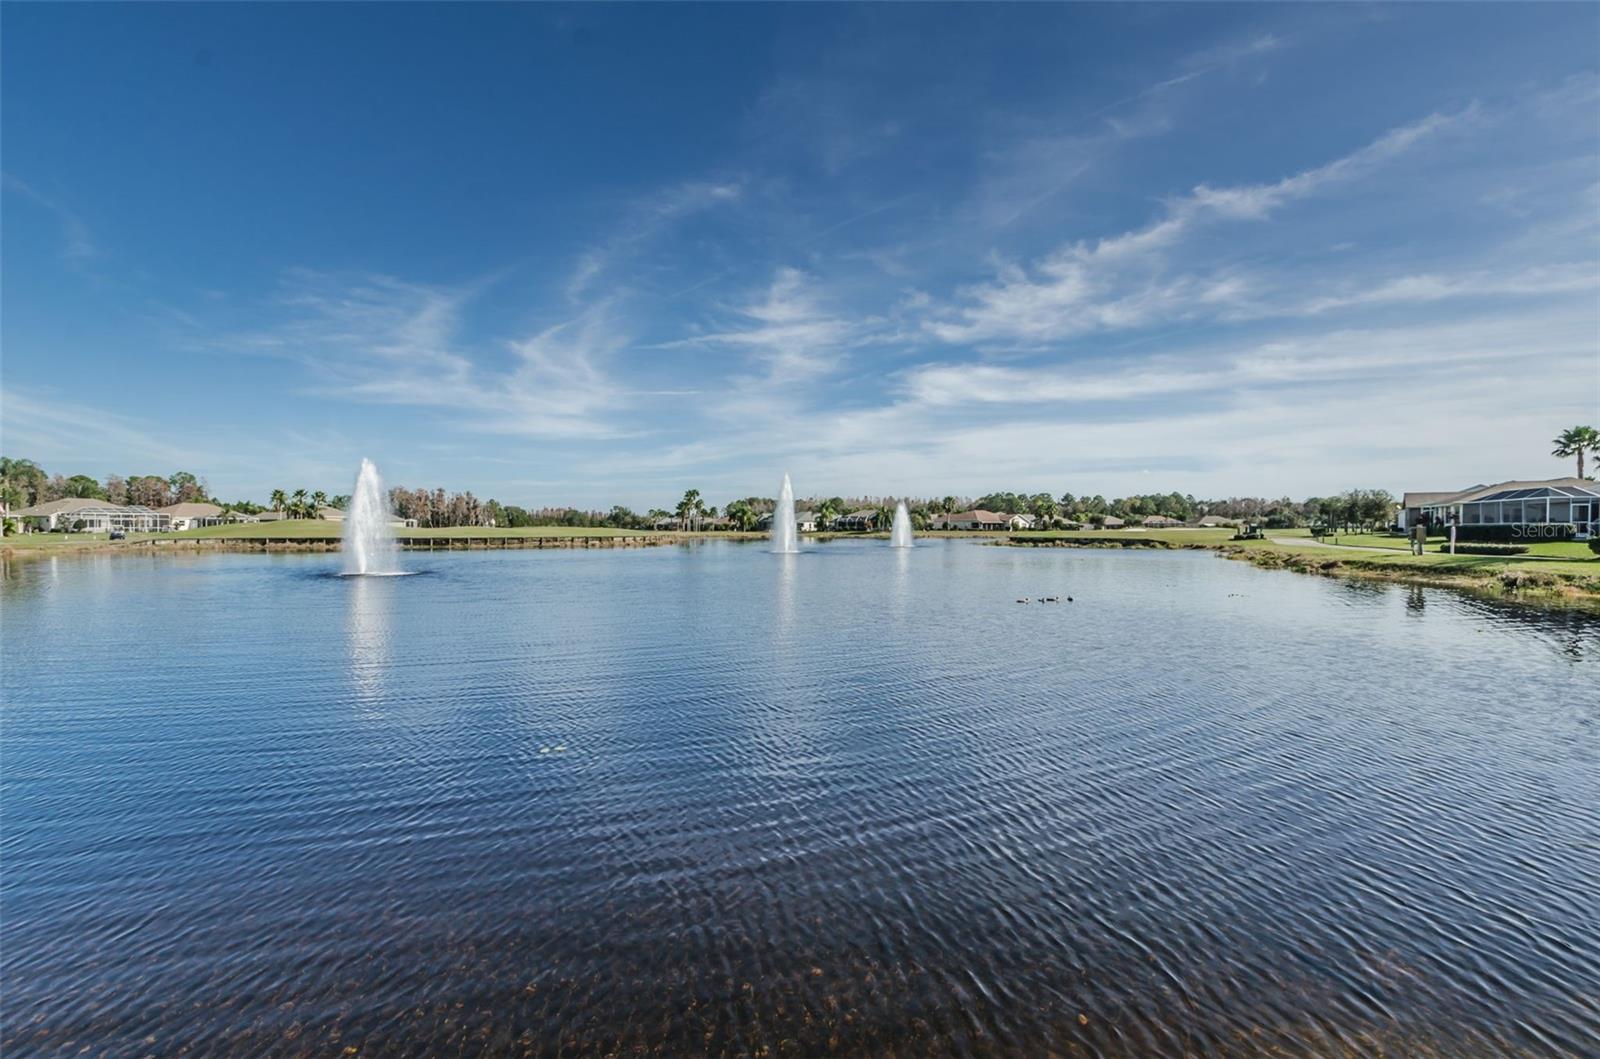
[2,540,1597,1057]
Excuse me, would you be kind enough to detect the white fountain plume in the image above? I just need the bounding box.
[342,458,402,576]
[770,473,799,554]
[890,500,914,548]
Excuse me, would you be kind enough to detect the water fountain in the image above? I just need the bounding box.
[770,473,799,554]
[342,458,403,576]
[890,500,914,548]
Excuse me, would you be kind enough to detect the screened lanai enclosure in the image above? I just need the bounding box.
[1424,482,1600,539]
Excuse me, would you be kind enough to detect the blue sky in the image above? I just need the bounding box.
[4,3,1597,508]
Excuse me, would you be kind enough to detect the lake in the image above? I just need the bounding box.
[2,540,1596,1057]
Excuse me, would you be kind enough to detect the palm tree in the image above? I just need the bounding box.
[291,489,309,519]
[270,489,287,515]
[817,497,840,530]
[676,488,702,531]
[1552,425,1599,480]
[311,490,328,517]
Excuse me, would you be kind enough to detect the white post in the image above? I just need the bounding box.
[1449,522,1456,555]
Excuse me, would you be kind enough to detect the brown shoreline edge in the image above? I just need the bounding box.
[1002,535,1600,612]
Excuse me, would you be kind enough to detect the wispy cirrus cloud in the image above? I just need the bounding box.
[2,173,97,260]
[234,270,636,440]
[564,178,743,304]
[920,106,1478,347]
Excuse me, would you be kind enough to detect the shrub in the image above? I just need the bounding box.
[1442,542,1528,555]
[1589,538,1600,556]
[1455,523,1576,542]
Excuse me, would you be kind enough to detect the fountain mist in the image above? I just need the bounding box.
[890,500,914,548]
[770,473,799,554]
[342,458,402,576]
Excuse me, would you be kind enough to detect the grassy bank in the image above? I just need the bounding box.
[1001,528,1600,610]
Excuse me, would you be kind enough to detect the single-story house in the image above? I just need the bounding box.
[755,511,818,532]
[1195,515,1237,528]
[1418,478,1600,539]
[935,509,1008,531]
[1142,515,1184,528]
[1398,491,1461,531]
[1007,513,1035,530]
[834,509,881,531]
[12,498,171,533]
[158,502,225,531]
[1100,516,1126,528]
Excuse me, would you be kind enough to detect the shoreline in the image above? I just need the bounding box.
[1001,533,1600,612]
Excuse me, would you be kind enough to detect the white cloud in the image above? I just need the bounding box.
[923,108,1474,346]
[236,270,634,440]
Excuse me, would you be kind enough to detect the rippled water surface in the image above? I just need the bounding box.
[3,541,1597,1057]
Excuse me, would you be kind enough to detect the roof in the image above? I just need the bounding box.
[1101,516,1126,526]
[1143,515,1182,524]
[12,497,115,517]
[1197,515,1236,526]
[843,508,878,519]
[795,510,816,521]
[158,502,224,517]
[1401,491,1459,508]
[1424,478,1600,506]
[944,509,1005,522]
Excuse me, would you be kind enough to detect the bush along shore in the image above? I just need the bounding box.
[999,530,1600,611]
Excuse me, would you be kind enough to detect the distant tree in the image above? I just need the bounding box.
[104,474,128,505]
[0,458,47,510]
[312,490,329,514]
[290,489,309,518]
[39,474,68,503]
[675,488,703,531]
[1029,492,1059,525]
[1552,425,1599,479]
[64,474,106,499]
[169,471,208,504]
[725,499,759,531]
[270,489,287,515]
[127,475,173,509]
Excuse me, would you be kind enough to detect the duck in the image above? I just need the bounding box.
[1015,597,1030,604]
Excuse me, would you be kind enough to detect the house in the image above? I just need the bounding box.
[1398,491,1462,531]
[1195,515,1237,528]
[651,516,679,531]
[11,498,171,533]
[1007,513,1035,530]
[935,509,1008,531]
[158,502,225,531]
[1100,516,1126,528]
[755,510,818,532]
[1142,515,1183,528]
[1417,478,1600,540]
[833,509,880,531]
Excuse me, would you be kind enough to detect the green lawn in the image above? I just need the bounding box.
[1016,527,1242,547]
[1313,532,1597,560]
[1241,537,1600,578]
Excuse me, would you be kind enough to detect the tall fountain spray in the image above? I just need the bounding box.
[770,473,799,554]
[890,500,914,548]
[342,458,402,576]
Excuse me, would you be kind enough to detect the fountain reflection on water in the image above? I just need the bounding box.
[342,458,404,577]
